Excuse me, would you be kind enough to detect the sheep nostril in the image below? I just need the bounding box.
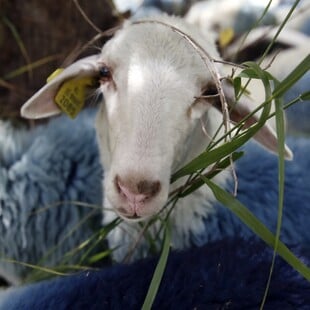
[137,180,161,198]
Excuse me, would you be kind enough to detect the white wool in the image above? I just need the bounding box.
[95,16,228,261]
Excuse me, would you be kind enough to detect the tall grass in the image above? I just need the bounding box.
[141,1,310,309]
[140,54,310,310]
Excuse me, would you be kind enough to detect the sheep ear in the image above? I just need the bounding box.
[199,82,293,160]
[21,55,99,119]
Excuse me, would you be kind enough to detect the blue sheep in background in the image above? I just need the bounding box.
[118,0,310,37]
[285,71,310,135]
[0,109,104,285]
[185,0,310,136]
[0,238,309,309]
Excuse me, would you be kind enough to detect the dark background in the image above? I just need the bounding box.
[0,0,119,122]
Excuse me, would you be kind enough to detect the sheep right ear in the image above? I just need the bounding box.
[196,81,293,160]
[222,81,293,160]
[21,55,99,119]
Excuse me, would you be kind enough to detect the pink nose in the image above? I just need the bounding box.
[115,175,161,217]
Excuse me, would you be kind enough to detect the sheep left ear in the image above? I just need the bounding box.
[21,55,99,119]
[194,81,293,160]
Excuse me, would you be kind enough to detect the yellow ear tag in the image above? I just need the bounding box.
[219,27,234,48]
[54,76,96,119]
[46,68,96,119]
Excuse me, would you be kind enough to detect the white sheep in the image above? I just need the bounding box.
[20,15,292,262]
[185,0,310,36]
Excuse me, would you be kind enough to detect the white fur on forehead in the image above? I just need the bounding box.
[101,15,219,71]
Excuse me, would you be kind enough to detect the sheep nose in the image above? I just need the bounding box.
[115,175,161,216]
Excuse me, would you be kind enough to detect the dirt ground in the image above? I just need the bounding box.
[0,0,120,124]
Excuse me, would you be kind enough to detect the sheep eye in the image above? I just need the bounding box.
[99,66,112,82]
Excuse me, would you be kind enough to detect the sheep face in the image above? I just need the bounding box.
[20,16,292,223]
[96,21,219,220]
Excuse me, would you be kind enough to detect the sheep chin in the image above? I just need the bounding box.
[116,212,154,223]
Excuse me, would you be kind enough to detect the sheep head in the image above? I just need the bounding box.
[21,16,292,222]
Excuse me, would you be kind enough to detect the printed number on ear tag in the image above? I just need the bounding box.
[47,69,96,119]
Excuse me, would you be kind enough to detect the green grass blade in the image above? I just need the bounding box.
[172,61,275,182]
[272,54,310,98]
[178,151,244,197]
[78,218,121,264]
[282,91,310,111]
[87,249,114,264]
[201,176,310,281]
[260,90,287,308]
[172,113,264,180]
[172,117,265,182]
[1,259,70,278]
[142,221,171,310]
[232,0,273,63]
[258,0,301,64]
[2,16,32,78]
[3,55,61,80]
[300,91,310,101]
[171,141,242,181]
